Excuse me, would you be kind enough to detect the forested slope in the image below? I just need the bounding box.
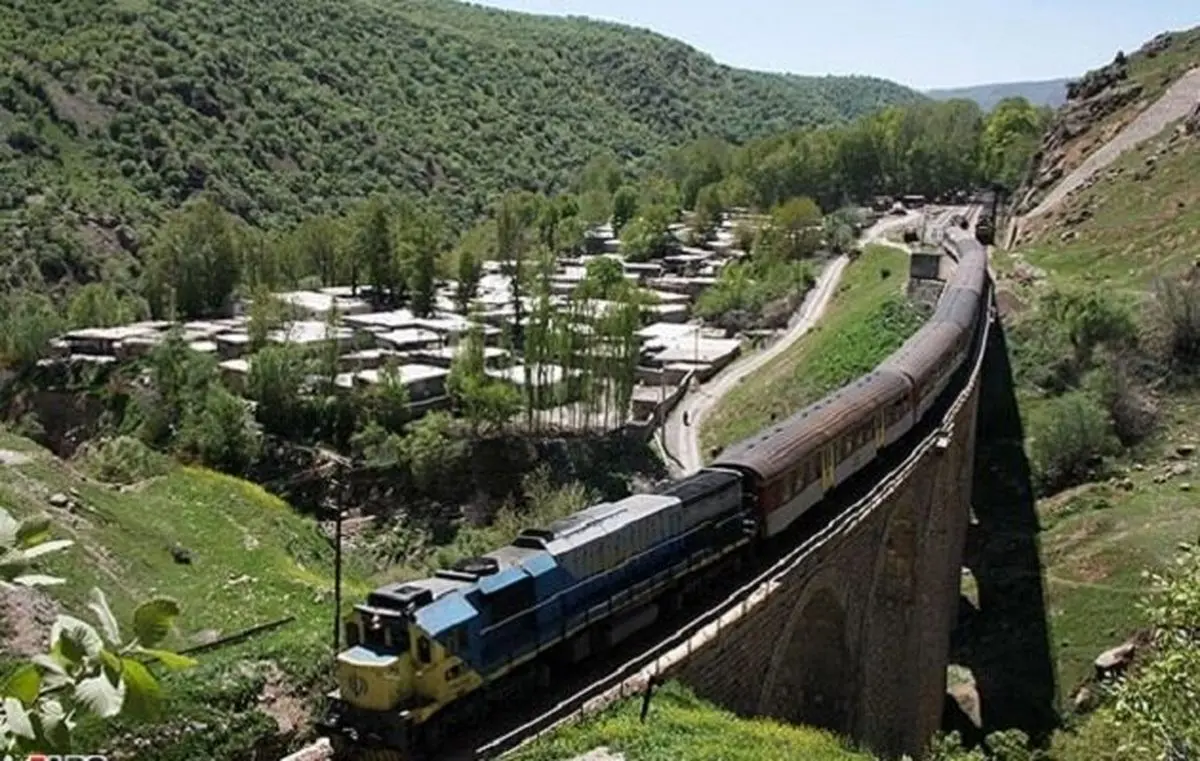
[0,0,919,291]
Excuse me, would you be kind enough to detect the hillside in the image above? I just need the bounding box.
[980,24,1200,758]
[926,78,1071,111]
[1008,26,1200,229]
[0,428,362,758]
[0,0,920,292]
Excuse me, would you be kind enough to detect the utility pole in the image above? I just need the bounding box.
[333,496,343,657]
[321,455,351,659]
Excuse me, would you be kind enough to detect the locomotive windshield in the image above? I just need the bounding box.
[349,606,411,653]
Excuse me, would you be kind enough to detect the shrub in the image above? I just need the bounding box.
[1029,391,1118,494]
[77,435,171,484]
[1150,274,1200,372]
[1084,357,1159,448]
[175,386,262,473]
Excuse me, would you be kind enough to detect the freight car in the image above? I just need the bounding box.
[319,226,991,759]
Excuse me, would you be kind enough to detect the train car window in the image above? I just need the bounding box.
[417,635,432,665]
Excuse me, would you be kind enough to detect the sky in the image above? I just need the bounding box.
[468,0,1198,90]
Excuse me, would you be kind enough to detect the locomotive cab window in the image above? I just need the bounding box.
[344,620,361,647]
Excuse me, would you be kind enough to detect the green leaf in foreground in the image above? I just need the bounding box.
[132,598,181,648]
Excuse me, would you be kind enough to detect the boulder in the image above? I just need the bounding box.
[1186,102,1200,136]
[1094,641,1137,679]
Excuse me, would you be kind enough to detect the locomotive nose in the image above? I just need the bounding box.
[335,645,411,711]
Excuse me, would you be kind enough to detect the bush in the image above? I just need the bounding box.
[1029,391,1118,494]
[1151,274,1200,371]
[77,435,171,484]
[401,412,469,495]
[175,386,262,473]
[696,258,815,329]
[1083,357,1159,447]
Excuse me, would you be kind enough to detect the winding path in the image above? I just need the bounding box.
[659,212,924,476]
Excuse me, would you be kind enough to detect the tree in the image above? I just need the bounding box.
[447,311,521,434]
[621,204,674,262]
[981,97,1049,190]
[577,151,624,196]
[245,344,312,438]
[0,292,65,373]
[454,246,482,314]
[144,197,244,319]
[292,216,345,287]
[692,183,724,238]
[246,288,287,353]
[138,329,220,450]
[495,193,531,401]
[67,283,147,329]
[823,207,862,255]
[1106,545,1200,759]
[576,257,627,301]
[362,358,411,433]
[404,211,441,319]
[354,197,400,305]
[762,197,824,260]
[175,385,262,473]
[611,185,639,234]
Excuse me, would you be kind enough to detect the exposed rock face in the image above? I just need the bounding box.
[1066,54,1130,102]
[1015,78,1145,215]
[1186,101,1200,135]
[1139,32,1175,59]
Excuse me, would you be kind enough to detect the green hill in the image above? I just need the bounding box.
[0,0,920,290]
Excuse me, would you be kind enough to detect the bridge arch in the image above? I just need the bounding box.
[757,571,854,734]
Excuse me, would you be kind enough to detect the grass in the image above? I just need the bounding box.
[0,427,367,758]
[700,244,926,458]
[511,681,873,761]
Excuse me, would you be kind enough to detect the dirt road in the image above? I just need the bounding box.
[659,211,924,476]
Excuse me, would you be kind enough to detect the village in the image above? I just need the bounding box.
[41,211,846,435]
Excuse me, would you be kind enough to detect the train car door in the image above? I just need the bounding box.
[874,410,886,448]
[820,446,836,489]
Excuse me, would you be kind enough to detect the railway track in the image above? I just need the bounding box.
[287,209,988,761]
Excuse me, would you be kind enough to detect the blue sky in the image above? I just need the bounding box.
[469,0,1198,89]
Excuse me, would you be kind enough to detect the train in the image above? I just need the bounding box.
[973,188,1000,246]
[318,221,992,760]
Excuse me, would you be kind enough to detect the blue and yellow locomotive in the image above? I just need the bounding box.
[322,469,751,756]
